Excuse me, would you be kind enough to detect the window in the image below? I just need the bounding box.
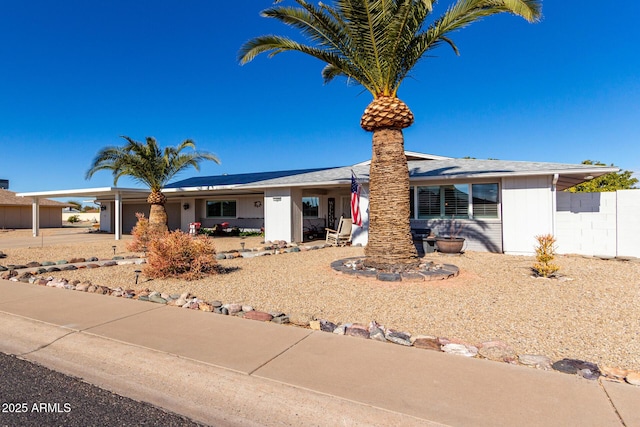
[471,183,499,218]
[206,200,236,218]
[443,184,469,217]
[417,186,441,218]
[412,183,498,219]
[302,197,319,218]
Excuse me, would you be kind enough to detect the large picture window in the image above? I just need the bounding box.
[412,183,499,219]
[302,197,319,218]
[206,200,236,218]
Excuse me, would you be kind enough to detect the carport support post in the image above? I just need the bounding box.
[31,197,40,237]
[115,192,122,240]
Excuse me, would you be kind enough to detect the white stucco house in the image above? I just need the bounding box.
[18,152,638,257]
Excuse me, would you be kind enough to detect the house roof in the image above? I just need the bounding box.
[0,189,70,207]
[165,157,619,192]
[164,168,334,189]
[14,154,622,199]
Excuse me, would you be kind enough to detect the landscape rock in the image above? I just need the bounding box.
[601,366,628,381]
[369,327,386,342]
[76,283,89,292]
[271,314,289,324]
[320,320,337,333]
[224,303,242,314]
[385,329,412,346]
[149,294,167,304]
[518,354,552,370]
[442,343,478,357]
[552,358,601,378]
[479,341,517,363]
[198,302,214,312]
[345,324,370,339]
[413,337,441,351]
[309,320,321,330]
[333,324,348,335]
[625,371,640,386]
[243,311,273,322]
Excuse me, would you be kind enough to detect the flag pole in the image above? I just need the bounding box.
[349,169,369,197]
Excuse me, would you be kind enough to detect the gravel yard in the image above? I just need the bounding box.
[2,228,639,372]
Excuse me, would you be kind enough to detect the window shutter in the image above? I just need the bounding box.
[417,186,440,218]
[443,185,469,218]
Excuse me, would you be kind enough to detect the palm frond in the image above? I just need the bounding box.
[240,0,541,97]
[85,136,220,191]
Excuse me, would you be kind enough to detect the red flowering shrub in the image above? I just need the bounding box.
[144,230,218,280]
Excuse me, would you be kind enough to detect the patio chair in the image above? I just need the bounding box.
[325,216,353,246]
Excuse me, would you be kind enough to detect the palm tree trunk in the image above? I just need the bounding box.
[364,128,418,270]
[148,204,169,234]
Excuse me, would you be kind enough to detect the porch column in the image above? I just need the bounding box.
[115,192,122,240]
[31,197,40,237]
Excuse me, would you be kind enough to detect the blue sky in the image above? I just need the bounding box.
[1,1,638,195]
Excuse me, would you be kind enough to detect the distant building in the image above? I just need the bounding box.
[0,189,68,229]
[0,179,8,190]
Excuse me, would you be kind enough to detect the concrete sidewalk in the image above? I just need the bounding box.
[1,279,638,427]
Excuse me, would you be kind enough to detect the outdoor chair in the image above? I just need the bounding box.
[325,216,352,246]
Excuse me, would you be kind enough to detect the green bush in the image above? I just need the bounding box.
[67,215,80,223]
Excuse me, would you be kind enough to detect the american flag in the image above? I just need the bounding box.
[351,173,362,226]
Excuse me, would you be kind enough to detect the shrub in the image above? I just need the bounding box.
[533,234,560,278]
[67,215,80,223]
[239,230,264,237]
[126,213,162,253]
[144,230,218,280]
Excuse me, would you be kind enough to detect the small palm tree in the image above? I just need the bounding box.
[239,0,541,270]
[86,136,220,233]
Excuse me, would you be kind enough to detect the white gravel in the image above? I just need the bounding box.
[2,231,640,372]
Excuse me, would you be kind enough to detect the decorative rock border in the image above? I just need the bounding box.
[1,254,639,388]
[215,240,334,260]
[331,257,459,281]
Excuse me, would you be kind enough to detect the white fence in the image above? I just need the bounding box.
[556,190,640,258]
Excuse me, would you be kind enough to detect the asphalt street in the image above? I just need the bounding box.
[0,352,204,427]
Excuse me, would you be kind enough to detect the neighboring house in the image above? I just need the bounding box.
[18,152,632,256]
[0,189,69,229]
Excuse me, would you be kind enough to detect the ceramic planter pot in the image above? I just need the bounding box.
[435,237,465,254]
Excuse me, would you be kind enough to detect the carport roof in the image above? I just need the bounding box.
[16,187,150,200]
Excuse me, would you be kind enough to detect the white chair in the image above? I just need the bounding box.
[325,217,353,246]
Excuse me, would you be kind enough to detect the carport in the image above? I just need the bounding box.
[16,187,150,240]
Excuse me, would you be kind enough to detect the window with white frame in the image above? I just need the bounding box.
[411,183,499,219]
[206,200,236,218]
[471,183,499,218]
[302,197,319,218]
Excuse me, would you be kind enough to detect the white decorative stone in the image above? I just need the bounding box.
[442,343,478,357]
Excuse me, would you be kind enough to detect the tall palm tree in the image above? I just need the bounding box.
[86,136,220,233]
[239,0,541,270]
